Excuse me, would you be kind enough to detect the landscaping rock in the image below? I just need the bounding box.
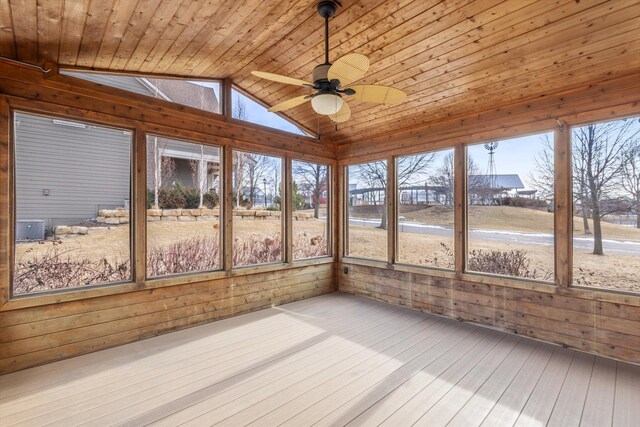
[199,208,215,216]
[104,218,120,225]
[162,209,181,216]
[96,217,107,223]
[119,217,130,224]
[178,216,195,221]
[182,209,200,216]
[54,226,71,235]
[70,226,89,235]
[162,216,177,221]
[255,210,271,217]
[147,209,162,217]
[147,216,160,222]
[197,216,217,221]
[114,209,129,218]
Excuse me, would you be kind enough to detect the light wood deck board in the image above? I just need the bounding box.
[0,292,638,427]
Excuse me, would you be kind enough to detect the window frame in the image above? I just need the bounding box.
[291,160,332,261]
[231,148,287,269]
[59,68,225,118]
[462,132,557,285]
[144,132,225,279]
[343,159,390,262]
[567,116,640,295]
[230,85,317,138]
[393,148,456,272]
[9,109,137,299]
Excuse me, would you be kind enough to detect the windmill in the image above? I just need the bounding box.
[484,142,499,190]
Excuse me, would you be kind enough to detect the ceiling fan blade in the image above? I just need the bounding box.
[328,100,351,123]
[346,84,407,104]
[268,95,311,112]
[328,53,369,87]
[251,71,312,87]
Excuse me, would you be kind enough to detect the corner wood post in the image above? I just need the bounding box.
[454,144,466,276]
[387,156,396,266]
[284,157,293,263]
[223,144,234,271]
[133,128,147,286]
[555,122,572,287]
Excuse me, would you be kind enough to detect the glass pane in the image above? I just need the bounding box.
[346,161,388,261]
[13,112,132,295]
[61,70,221,114]
[397,149,454,269]
[466,133,555,282]
[572,117,640,292]
[232,89,308,136]
[233,151,284,266]
[146,135,222,277]
[292,161,329,259]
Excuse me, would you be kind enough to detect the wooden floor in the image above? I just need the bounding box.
[1,293,639,427]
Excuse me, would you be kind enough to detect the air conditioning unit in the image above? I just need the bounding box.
[16,220,45,241]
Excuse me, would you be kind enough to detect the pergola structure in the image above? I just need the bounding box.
[0,1,639,425]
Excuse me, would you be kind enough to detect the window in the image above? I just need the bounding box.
[233,151,284,267]
[346,161,388,261]
[61,70,221,115]
[146,135,222,277]
[292,161,329,259]
[572,117,640,293]
[13,112,132,295]
[232,88,309,136]
[396,149,455,269]
[466,133,555,282]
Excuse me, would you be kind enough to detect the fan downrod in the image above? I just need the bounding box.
[317,1,338,19]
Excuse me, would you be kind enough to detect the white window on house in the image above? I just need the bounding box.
[61,70,222,115]
[13,112,132,295]
[292,161,329,260]
[232,150,284,267]
[146,135,222,278]
[465,133,555,282]
[231,88,310,136]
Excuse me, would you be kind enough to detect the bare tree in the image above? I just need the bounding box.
[574,120,638,254]
[246,154,271,208]
[620,140,640,228]
[189,145,208,208]
[293,162,328,218]
[358,154,436,229]
[431,152,481,206]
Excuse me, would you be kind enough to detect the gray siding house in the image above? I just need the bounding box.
[15,73,220,235]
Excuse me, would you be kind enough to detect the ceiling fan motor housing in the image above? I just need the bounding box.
[317,1,338,19]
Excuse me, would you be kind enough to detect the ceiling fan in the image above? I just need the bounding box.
[251,0,407,123]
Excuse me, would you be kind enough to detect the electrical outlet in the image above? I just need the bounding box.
[343,267,349,274]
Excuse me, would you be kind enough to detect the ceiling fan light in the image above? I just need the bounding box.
[311,93,343,115]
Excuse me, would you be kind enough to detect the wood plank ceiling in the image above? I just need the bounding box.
[0,0,639,144]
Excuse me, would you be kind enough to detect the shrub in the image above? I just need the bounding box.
[147,236,220,275]
[13,242,130,294]
[15,233,332,292]
[423,243,551,280]
[293,233,328,259]
[202,190,219,208]
[158,185,187,208]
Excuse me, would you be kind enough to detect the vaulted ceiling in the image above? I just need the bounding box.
[0,0,639,144]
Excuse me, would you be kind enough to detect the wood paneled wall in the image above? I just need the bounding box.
[337,71,640,365]
[1,263,335,373]
[0,60,336,374]
[340,263,640,363]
